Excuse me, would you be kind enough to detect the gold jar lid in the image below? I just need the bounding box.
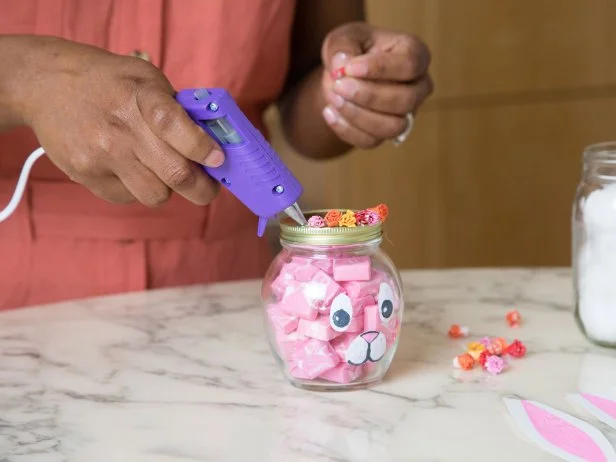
[279,209,383,245]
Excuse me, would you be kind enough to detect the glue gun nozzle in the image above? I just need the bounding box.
[284,202,307,226]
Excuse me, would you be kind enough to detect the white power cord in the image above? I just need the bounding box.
[0,146,46,222]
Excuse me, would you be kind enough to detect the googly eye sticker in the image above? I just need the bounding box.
[329,293,353,332]
[377,282,395,323]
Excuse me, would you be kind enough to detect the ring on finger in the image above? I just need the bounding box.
[392,113,414,146]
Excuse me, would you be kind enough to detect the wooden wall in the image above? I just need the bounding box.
[266,0,616,269]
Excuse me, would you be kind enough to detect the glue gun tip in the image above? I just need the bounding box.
[284,203,307,226]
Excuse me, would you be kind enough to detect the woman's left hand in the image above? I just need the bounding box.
[320,22,434,149]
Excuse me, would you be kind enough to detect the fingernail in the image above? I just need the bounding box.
[334,78,359,99]
[204,149,225,167]
[327,90,345,109]
[345,59,369,77]
[322,106,338,125]
[332,52,350,70]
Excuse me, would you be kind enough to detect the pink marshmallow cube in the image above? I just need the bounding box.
[304,270,343,308]
[291,256,314,265]
[312,259,334,274]
[331,333,358,360]
[364,304,380,331]
[293,263,319,282]
[385,317,400,347]
[267,306,299,334]
[319,363,364,384]
[297,315,342,341]
[277,260,319,283]
[280,286,319,320]
[275,332,307,360]
[346,313,364,333]
[341,270,387,299]
[347,295,375,316]
[271,270,295,299]
[289,338,340,379]
[333,257,372,282]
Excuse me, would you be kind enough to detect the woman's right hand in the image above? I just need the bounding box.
[9,36,224,207]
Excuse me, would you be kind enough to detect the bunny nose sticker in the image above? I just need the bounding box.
[345,330,387,366]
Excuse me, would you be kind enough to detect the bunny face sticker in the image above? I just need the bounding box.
[378,282,395,324]
[340,282,398,366]
[329,293,354,333]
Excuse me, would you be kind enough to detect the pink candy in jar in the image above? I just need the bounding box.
[262,209,404,391]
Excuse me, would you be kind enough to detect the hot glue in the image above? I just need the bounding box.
[0,87,308,236]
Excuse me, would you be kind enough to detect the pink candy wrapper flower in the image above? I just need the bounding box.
[307,215,326,228]
[478,336,492,347]
[355,210,380,226]
[484,355,505,375]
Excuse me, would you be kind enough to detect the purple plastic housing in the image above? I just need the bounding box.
[176,88,304,236]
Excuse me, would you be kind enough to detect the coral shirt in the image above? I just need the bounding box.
[0,0,296,309]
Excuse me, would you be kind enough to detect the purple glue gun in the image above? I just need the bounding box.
[176,88,307,236]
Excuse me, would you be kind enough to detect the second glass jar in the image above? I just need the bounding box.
[573,142,616,347]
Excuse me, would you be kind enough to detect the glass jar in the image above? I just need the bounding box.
[261,210,404,391]
[573,142,616,347]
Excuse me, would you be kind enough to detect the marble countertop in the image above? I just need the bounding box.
[2,268,616,462]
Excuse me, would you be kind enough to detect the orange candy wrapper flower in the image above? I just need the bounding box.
[506,309,522,327]
[448,324,469,338]
[324,210,342,227]
[486,337,508,355]
[339,210,357,227]
[369,204,389,222]
[453,353,475,370]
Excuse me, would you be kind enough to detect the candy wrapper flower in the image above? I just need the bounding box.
[506,339,527,358]
[478,350,489,368]
[486,337,508,355]
[339,210,357,228]
[467,341,485,360]
[448,324,469,339]
[506,309,522,327]
[370,204,389,222]
[450,329,528,375]
[324,210,342,227]
[453,353,475,370]
[485,355,505,375]
[307,215,326,228]
[355,209,380,226]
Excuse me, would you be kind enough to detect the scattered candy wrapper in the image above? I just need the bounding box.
[453,353,475,370]
[506,309,522,327]
[448,324,470,339]
[485,355,506,375]
[449,309,526,375]
[449,332,527,375]
[467,341,485,360]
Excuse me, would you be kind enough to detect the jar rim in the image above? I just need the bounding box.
[584,142,616,163]
[279,209,383,245]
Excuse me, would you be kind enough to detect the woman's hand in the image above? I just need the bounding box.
[10,36,223,207]
[320,22,433,149]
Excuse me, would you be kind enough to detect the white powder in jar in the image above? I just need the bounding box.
[577,182,616,343]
